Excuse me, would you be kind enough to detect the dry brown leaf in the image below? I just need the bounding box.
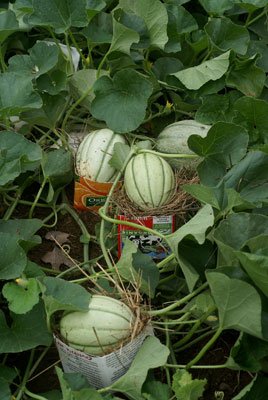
[45,231,70,245]
[41,247,74,270]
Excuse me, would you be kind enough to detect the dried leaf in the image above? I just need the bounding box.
[45,231,70,245]
[41,247,74,270]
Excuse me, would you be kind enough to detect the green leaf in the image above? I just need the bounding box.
[42,148,74,202]
[195,92,241,124]
[109,336,170,400]
[223,151,268,205]
[37,70,67,95]
[0,366,17,400]
[29,0,89,33]
[189,122,248,186]
[81,12,113,45]
[0,130,41,185]
[206,271,263,338]
[109,142,131,170]
[165,205,214,291]
[0,233,27,280]
[0,218,42,252]
[233,96,268,145]
[142,380,172,400]
[116,239,160,297]
[91,69,153,133]
[38,276,92,320]
[119,0,168,50]
[227,56,265,97]
[172,51,230,90]
[172,369,206,400]
[68,69,107,111]
[165,4,198,35]
[182,184,220,209]
[0,9,19,44]
[236,252,268,297]
[199,0,234,14]
[205,17,249,55]
[109,16,140,55]
[2,278,40,314]
[20,93,67,129]
[7,41,59,80]
[0,73,42,118]
[232,374,268,399]
[0,301,52,353]
[247,40,268,72]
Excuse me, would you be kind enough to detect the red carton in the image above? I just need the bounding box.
[118,215,175,260]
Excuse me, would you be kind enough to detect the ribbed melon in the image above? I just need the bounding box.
[75,129,127,182]
[60,295,135,355]
[124,153,175,211]
[156,120,211,169]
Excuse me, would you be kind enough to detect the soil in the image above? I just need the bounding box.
[5,184,254,399]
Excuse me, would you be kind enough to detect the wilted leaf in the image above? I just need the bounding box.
[42,247,74,270]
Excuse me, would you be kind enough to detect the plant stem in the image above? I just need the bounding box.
[68,29,87,65]
[137,148,199,160]
[148,282,209,316]
[98,149,136,269]
[186,326,223,369]
[29,178,47,219]
[24,387,48,400]
[47,27,67,60]
[245,7,268,27]
[0,45,6,72]
[173,305,217,348]
[16,349,35,400]
[61,86,93,131]
[175,329,214,353]
[157,253,175,269]
[165,362,226,369]
[64,31,74,75]
[3,176,33,220]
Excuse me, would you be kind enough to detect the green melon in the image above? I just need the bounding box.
[124,153,175,211]
[156,120,211,169]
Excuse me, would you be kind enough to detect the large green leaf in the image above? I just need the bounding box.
[42,148,74,202]
[0,218,42,252]
[109,336,170,400]
[0,301,52,353]
[119,0,168,50]
[205,17,249,55]
[0,73,42,118]
[233,96,268,144]
[165,4,198,35]
[235,252,268,298]
[165,205,214,290]
[172,51,230,90]
[232,374,268,399]
[227,56,265,97]
[214,213,268,251]
[223,151,268,204]
[188,122,248,186]
[199,0,234,14]
[195,91,241,124]
[91,69,153,133]
[7,41,59,80]
[0,9,19,44]
[81,12,113,45]
[0,130,42,185]
[20,93,67,129]
[38,276,92,320]
[68,69,107,110]
[0,232,27,280]
[207,271,263,338]
[29,0,89,33]
[109,16,140,55]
